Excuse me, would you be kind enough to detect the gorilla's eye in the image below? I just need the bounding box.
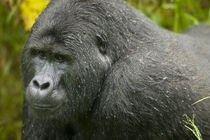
[31,49,38,56]
[38,51,47,59]
[55,54,65,63]
[31,49,47,59]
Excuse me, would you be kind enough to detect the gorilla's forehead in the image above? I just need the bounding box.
[38,0,90,26]
[28,0,114,53]
[31,1,97,40]
[35,0,112,31]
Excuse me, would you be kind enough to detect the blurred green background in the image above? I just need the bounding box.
[0,0,209,139]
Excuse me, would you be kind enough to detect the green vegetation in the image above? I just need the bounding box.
[183,97,210,140]
[127,0,210,32]
[0,1,27,140]
[192,96,210,105]
[183,114,203,140]
[0,0,209,139]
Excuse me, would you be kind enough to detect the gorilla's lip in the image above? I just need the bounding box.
[30,103,58,110]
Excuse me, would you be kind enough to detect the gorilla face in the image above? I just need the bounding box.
[21,19,111,124]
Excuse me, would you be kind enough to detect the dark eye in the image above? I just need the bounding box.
[30,49,47,59]
[31,49,38,56]
[38,51,47,59]
[55,54,65,63]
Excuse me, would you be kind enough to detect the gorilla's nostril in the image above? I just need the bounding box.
[33,80,40,88]
[41,82,50,90]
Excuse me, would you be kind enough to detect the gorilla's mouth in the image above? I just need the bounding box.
[30,103,59,110]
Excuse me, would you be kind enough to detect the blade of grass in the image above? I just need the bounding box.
[192,96,210,105]
[183,114,203,140]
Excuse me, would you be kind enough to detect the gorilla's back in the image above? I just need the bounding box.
[183,26,210,82]
[183,25,210,40]
[159,25,210,88]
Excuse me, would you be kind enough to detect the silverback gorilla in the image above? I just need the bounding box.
[21,0,210,139]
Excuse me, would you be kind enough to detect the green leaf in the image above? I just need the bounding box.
[184,13,199,25]
[162,3,176,10]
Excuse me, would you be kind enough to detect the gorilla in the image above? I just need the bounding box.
[21,0,210,139]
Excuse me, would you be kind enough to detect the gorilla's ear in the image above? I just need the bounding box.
[96,33,107,55]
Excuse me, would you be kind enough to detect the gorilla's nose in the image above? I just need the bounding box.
[30,75,53,97]
[33,79,50,90]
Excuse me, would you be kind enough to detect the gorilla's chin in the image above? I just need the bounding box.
[28,105,61,122]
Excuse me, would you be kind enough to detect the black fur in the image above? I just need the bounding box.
[21,0,210,139]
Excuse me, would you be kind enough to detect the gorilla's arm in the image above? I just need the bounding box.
[98,52,198,139]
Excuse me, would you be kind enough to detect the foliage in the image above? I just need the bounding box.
[0,0,27,140]
[0,0,209,139]
[183,114,203,140]
[192,96,210,105]
[127,0,210,32]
